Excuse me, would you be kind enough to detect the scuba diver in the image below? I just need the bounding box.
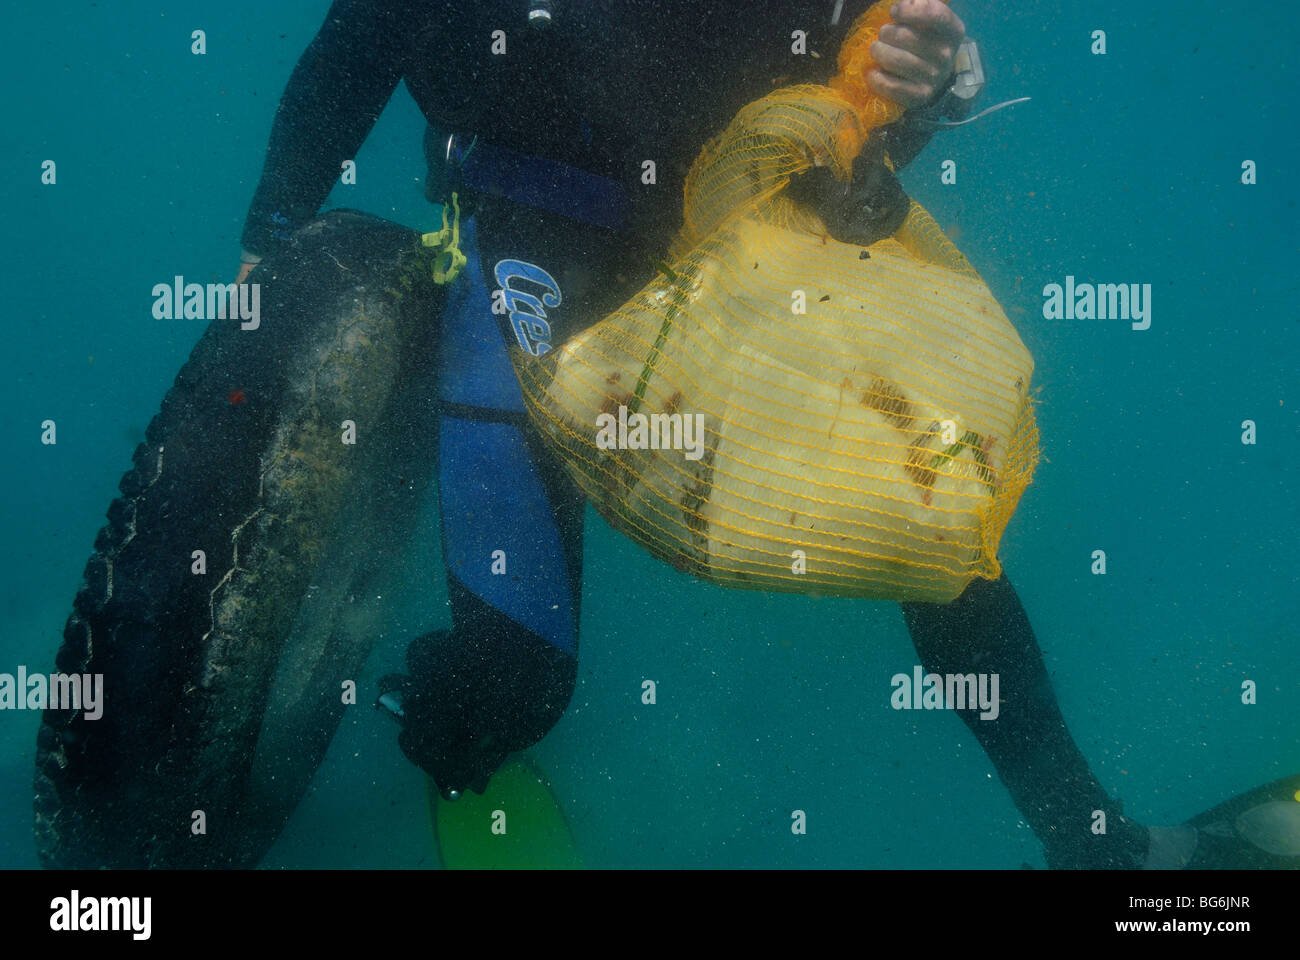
[234,0,1298,869]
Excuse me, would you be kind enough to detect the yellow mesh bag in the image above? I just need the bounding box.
[513,0,1038,603]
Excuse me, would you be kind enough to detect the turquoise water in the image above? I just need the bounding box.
[1,1,1295,869]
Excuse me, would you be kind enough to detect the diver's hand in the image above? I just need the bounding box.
[869,0,966,108]
[235,249,264,285]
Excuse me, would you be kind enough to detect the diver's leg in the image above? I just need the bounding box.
[408,404,583,797]
[379,144,641,797]
[390,414,583,798]
[377,208,585,798]
[900,573,1149,868]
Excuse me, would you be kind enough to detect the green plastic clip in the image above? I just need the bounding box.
[421,191,467,285]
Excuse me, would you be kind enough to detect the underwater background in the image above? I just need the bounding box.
[1,0,1295,868]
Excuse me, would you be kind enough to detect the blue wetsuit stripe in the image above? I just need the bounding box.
[437,416,577,655]
[435,215,579,656]
[436,217,528,412]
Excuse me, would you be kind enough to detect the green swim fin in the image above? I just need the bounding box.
[430,756,584,870]
[1148,773,1300,869]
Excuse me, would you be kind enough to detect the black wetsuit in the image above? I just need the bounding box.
[241,0,1148,868]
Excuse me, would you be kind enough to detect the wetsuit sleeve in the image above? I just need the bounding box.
[882,74,972,172]
[239,0,415,258]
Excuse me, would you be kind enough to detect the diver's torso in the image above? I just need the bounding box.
[406,0,865,245]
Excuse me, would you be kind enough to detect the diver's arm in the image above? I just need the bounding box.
[879,78,972,171]
[239,0,416,262]
[785,0,965,240]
